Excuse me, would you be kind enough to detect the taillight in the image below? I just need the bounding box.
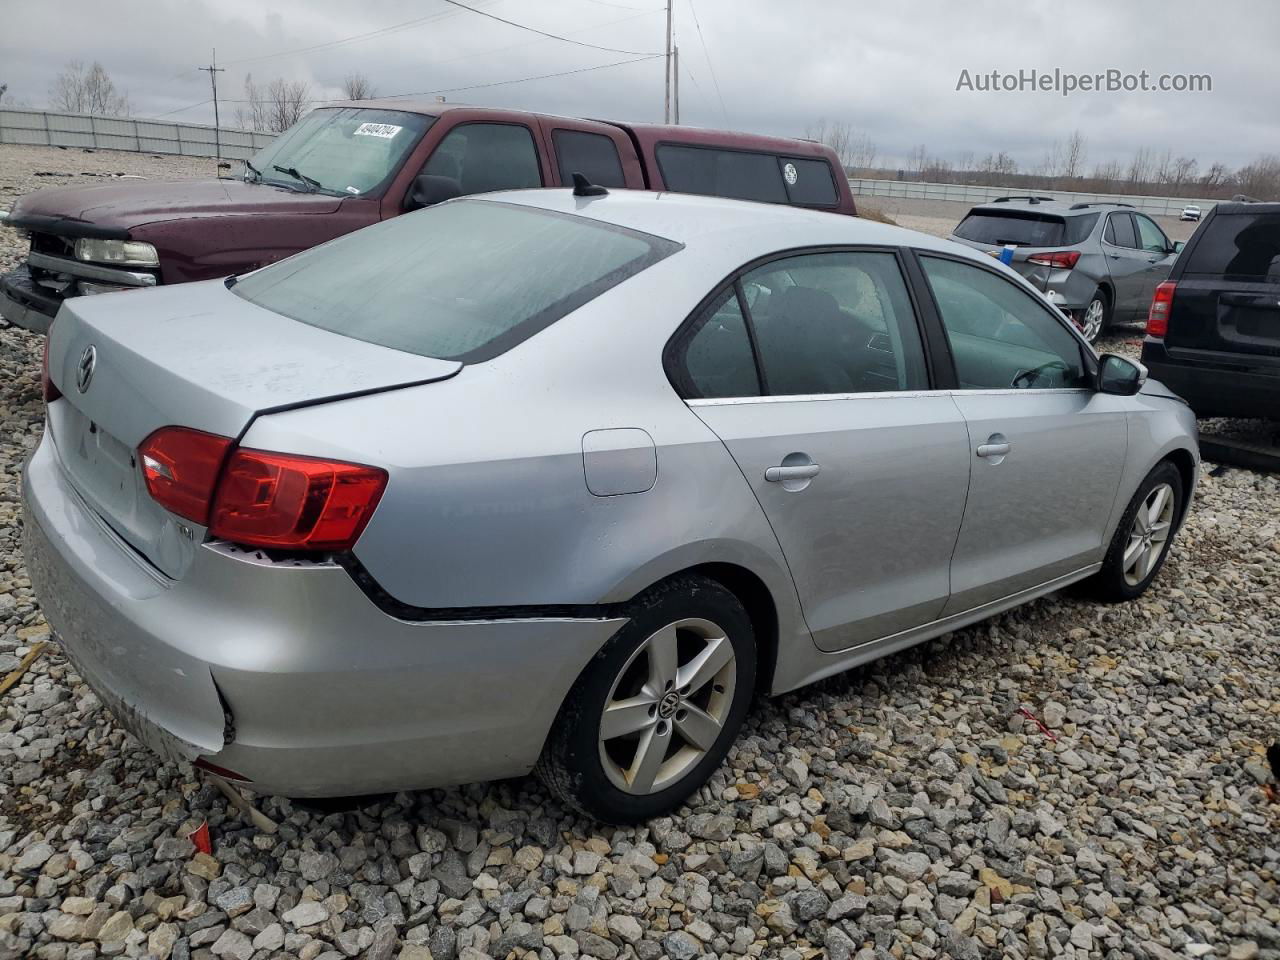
[139,427,234,524]
[42,340,61,403]
[210,449,387,551]
[1147,281,1176,337]
[1026,250,1081,269]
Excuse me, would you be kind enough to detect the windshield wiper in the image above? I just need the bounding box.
[272,164,322,193]
[243,159,263,182]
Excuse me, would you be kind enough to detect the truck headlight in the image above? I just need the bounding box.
[74,238,160,268]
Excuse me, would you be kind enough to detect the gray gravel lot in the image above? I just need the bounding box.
[1,146,1278,960]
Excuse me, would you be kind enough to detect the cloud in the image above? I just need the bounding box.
[3,0,1277,170]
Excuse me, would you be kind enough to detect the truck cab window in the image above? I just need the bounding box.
[423,123,542,196]
[552,130,626,188]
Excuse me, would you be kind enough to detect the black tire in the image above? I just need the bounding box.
[1080,289,1111,343]
[1085,461,1184,602]
[536,575,756,823]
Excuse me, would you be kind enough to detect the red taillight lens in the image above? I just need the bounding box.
[1147,281,1176,337]
[1026,250,1081,269]
[42,340,62,403]
[139,427,234,525]
[209,449,387,551]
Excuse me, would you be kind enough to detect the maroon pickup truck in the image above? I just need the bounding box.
[0,102,856,333]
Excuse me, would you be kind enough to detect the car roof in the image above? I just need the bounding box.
[466,187,983,260]
[1213,201,1280,214]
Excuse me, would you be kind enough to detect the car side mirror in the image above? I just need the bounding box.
[1096,353,1147,396]
[405,174,462,211]
[1173,241,1185,254]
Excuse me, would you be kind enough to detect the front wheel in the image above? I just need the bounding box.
[537,575,755,823]
[1085,461,1184,602]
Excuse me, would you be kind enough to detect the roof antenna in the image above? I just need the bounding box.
[571,172,608,198]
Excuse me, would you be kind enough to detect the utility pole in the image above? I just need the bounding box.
[198,49,226,163]
[663,0,673,123]
[673,47,680,125]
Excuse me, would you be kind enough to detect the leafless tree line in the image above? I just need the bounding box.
[883,129,1279,201]
[48,61,130,116]
[804,120,878,175]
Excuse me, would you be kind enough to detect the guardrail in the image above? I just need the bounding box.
[0,108,276,161]
[849,177,1216,218]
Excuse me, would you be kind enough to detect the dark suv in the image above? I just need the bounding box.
[1142,202,1280,419]
[950,197,1181,342]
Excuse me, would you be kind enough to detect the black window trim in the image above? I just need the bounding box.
[664,244,942,400]
[777,156,840,209]
[1102,211,1139,251]
[907,247,1098,390]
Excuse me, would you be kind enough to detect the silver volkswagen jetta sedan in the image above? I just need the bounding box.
[24,188,1198,822]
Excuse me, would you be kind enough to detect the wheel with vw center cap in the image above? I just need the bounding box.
[538,575,755,822]
[1086,460,1185,602]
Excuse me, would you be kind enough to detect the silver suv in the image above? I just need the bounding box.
[950,197,1182,341]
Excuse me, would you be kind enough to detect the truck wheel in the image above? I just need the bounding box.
[536,575,755,823]
[1080,291,1109,343]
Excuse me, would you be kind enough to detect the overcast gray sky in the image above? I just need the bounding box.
[3,0,1277,171]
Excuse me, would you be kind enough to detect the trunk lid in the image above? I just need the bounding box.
[1168,209,1280,362]
[46,280,460,578]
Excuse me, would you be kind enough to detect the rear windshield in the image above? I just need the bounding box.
[953,210,1095,247]
[1183,212,1280,280]
[231,200,681,362]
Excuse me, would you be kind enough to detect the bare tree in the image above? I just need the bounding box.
[804,119,876,175]
[907,144,929,179]
[1200,162,1229,190]
[49,60,130,116]
[1062,130,1088,180]
[234,74,310,133]
[1126,147,1154,188]
[342,73,376,100]
[1235,154,1280,201]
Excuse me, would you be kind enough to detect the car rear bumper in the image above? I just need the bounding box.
[22,432,626,796]
[1141,339,1280,419]
[1,266,57,334]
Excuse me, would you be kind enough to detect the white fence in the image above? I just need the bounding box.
[850,177,1216,218]
[0,109,276,161]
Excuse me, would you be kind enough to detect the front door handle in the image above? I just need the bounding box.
[765,463,821,482]
[977,440,1011,459]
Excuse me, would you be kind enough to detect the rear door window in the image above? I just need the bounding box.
[551,129,626,188]
[953,212,1066,247]
[656,144,787,204]
[1106,212,1139,249]
[1184,212,1280,279]
[780,157,838,207]
[232,200,680,363]
[422,123,542,196]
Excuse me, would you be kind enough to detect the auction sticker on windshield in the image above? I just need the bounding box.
[354,122,403,139]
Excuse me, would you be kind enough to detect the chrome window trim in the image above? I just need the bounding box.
[687,386,1094,407]
[28,252,158,287]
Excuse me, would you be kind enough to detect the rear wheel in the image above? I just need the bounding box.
[1079,291,1109,343]
[537,575,755,822]
[1085,461,1184,601]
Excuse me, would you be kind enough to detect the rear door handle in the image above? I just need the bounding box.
[765,464,821,482]
[976,441,1011,459]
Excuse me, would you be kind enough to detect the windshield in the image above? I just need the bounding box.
[243,108,435,198]
[231,199,682,362]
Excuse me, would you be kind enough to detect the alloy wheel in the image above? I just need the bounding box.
[597,617,737,795]
[1123,482,1175,586]
[1081,298,1105,342]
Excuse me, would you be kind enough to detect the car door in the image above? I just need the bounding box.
[1133,212,1178,302]
[915,253,1129,613]
[670,249,972,651]
[1102,212,1150,318]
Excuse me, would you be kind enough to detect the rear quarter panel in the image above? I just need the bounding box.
[236,251,808,644]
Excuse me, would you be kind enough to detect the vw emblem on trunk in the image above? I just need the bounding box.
[76,345,97,393]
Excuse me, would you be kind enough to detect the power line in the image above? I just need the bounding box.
[435,0,659,56]
[431,8,660,68]
[151,98,214,118]
[686,0,728,126]
[213,54,662,106]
